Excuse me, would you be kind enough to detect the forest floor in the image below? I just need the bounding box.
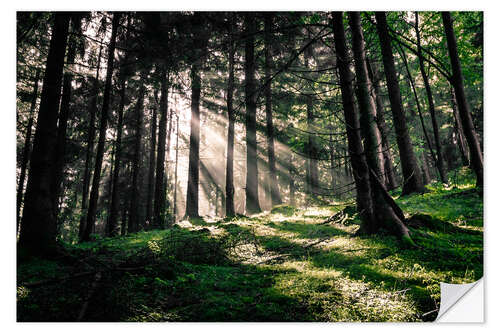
[17,168,483,322]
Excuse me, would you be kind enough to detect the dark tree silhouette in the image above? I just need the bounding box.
[375,12,425,195]
[19,13,71,255]
[83,13,121,241]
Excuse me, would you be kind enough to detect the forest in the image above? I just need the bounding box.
[16,11,483,322]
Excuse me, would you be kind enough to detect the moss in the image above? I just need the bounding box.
[17,170,482,321]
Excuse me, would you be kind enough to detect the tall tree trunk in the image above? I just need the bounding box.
[17,68,40,234]
[442,12,483,187]
[225,13,236,217]
[375,12,425,195]
[153,68,168,228]
[421,152,431,185]
[304,44,320,200]
[397,43,439,175]
[329,132,336,192]
[366,58,397,190]
[128,74,146,233]
[185,64,201,218]
[332,12,374,230]
[83,13,120,241]
[107,77,127,236]
[415,12,448,184]
[146,104,157,227]
[79,44,103,242]
[343,12,412,242]
[451,88,470,166]
[173,111,180,220]
[288,152,295,207]
[19,13,70,255]
[51,24,77,220]
[264,13,282,207]
[244,13,261,214]
[164,108,174,226]
[107,15,131,237]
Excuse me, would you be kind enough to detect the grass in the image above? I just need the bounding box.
[17,167,483,322]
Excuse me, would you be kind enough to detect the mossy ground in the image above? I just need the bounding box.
[17,167,482,322]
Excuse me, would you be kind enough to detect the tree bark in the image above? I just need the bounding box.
[19,13,70,255]
[83,13,120,242]
[264,13,282,207]
[375,12,425,195]
[79,44,103,242]
[17,68,40,234]
[225,13,236,217]
[415,12,448,184]
[244,13,261,214]
[332,12,374,229]
[366,58,397,190]
[153,67,168,228]
[107,15,131,236]
[146,104,157,227]
[107,75,127,236]
[185,64,201,218]
[442,12,483,187]
[128,73,146,233]
[450,88,470,166]
[51,21,78,220]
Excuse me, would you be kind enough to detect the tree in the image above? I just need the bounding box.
[225,13,236,217]
[415,12,448,184]
[185,63,202,218]
[19,13,71,255]
[16,68,40,233]
[244,13,261,214]
[264,13,283,207]
[442,11,483,187]
[128,71,147,233]
[375,12,426,195]
[153,67,169,227]
[79,43,103,242]
[83,13,121,241]
[51,16,81,220]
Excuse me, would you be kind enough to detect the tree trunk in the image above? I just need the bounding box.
[264,13,282,207]
[19,13,70,255]
[185,64,201,218]
[244,13,261,214]
[421,152,431,185]
[442,12,483,187]
[107,76,127,236]
[450,88,470,166]
[225,13,236,217]
[289,152,296,207]
[366,58,397,190]
[304,43,320,200]
[146,104,157,227]
[173,112,180,220]
[79,44,103,242]
[332,12,374,229]
[17,68,40,234]
[83,13,120,242]
[397,43,439,177]
[415,12,448,184]
[107,15,131,236]
[51,24,77,220]
[128,74,146,233]
[375,12,425,195]
[153,68,168,228]
[349,12,411,237]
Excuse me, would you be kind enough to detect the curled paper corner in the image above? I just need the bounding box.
[434,278,483,323]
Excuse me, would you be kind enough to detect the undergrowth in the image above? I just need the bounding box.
[17,167,483,322]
